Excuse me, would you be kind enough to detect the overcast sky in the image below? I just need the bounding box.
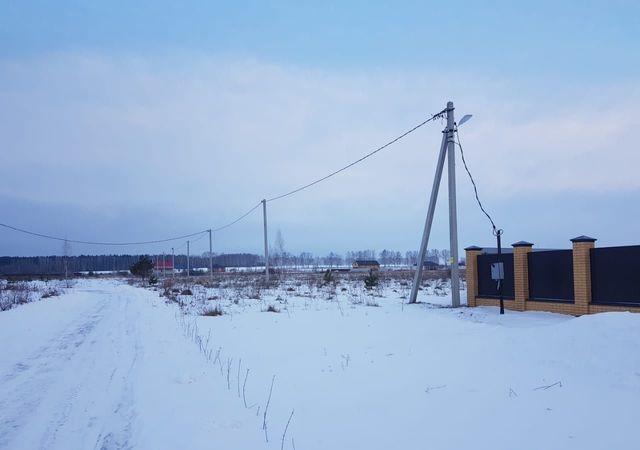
[1,1,639,257]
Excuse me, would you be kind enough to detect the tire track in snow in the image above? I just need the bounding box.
[94,293,141,450]
[0,303,108,386]
[0,300,109,449]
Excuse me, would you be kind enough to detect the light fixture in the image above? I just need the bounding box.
[458,114,473,127]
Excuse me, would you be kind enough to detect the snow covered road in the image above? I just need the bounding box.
[0,280,262,450]
[0,283,138,449]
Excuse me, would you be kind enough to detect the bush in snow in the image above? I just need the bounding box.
[130,256,154,281]
[323,269,334,284]
[363,269,379,290]
[201,305,224,316]
[263,304,280,313]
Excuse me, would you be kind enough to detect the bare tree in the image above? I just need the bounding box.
[441,249,451,267]
[274,230,285,268]
[405,250,417,266]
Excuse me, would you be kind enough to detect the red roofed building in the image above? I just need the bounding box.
[154,258,174,271]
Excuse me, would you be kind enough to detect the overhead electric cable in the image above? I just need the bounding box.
[455,130,499,234]
[1,109,445,247]
[211,201,263,232]
[0,222,208,246]
[266,109,447,202]
[0,201,264,245]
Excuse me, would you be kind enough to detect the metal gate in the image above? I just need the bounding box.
[528,250,574,302]
[477,253,515,299]
[591,246,640,305]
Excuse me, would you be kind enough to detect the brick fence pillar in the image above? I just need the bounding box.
[571,235,597,315]
[464,246,483,307]
[512,241,534,312]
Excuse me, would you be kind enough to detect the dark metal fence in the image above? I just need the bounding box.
[591,246,640,306]
[528,250,574,302]
[477,253,515,299]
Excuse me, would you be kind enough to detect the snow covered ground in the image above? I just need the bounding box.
[0,277,639,450]
[0,279,68,311]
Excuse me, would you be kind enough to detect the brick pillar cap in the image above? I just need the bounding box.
[512,241,534,247]
[464,245,483,251]
[570,235,597,243]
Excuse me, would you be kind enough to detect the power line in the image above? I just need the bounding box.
[266,109,447,202]
[0,199,264,247]
[455,130,499,234]
[1,110,445,247]
[0,201,261,247]
[211,201,263,232]
[171,231,209,253]
[0,222,209,246]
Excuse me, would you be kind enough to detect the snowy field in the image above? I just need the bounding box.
[0,276,639,450]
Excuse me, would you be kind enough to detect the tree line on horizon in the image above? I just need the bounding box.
[0,248,456,275]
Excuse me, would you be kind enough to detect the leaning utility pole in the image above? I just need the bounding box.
[208,229,213,281]
[409,124,448,304]
[262,199,270,282]
[409,101,461,306]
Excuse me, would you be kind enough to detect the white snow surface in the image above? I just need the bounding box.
[0,278,639,450]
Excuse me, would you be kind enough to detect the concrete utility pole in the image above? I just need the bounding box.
[162,252,166,278]
[262,199,269,282]
[208,229,213,281]
[409,129,448,304]
[186,240,190,280]
[446,102,461,307]
[171,247,175,278]
[409,101,461,306]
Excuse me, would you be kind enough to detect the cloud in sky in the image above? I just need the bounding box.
[1,52,639,256]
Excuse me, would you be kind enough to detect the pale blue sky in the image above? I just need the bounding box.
[1,1,639,257]
[2,1,638,81]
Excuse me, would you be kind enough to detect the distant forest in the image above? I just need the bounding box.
[0,249,454,275]
[0,253,261,275]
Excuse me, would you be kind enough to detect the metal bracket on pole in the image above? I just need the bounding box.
[262,199,270,282]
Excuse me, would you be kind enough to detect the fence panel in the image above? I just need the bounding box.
[591,246,640,306]
[477,253,515,299]
[528,250,574,302]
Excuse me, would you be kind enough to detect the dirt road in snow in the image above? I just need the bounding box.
[0,284,140,450]
[0,280,263,450]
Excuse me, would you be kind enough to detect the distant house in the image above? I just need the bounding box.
[212,264,226,273]
[154,259,174,272]
[422,260,440,270]
[186,264,226,275]
[352,260,380,271]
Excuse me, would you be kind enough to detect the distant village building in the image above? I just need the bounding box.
[352,260,380,271]
[185,264,226,275]
[422,260,440,270]
[211,264,226,273]
[154,258,174,273]
[425,255,439,264]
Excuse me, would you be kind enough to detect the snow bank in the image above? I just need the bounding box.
[1,278,638,450]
